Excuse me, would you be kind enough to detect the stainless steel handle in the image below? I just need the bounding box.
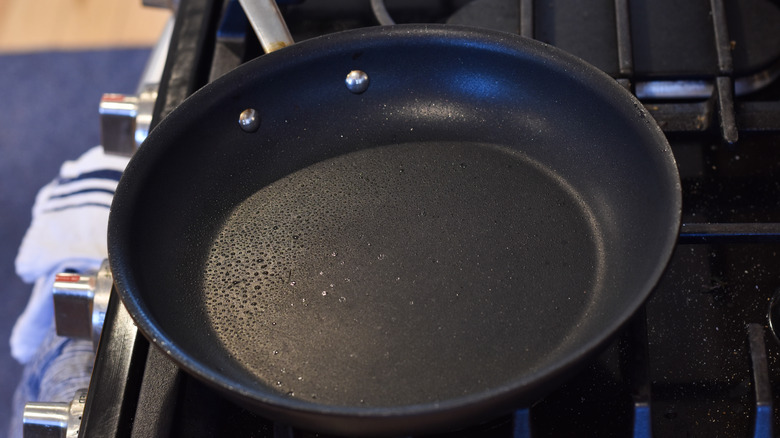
[23,389,88,438]
[99,15,173,156]
[98,84,159,156]
[99,93,139,156]
[237,0,294,53]
[52,260,113,350]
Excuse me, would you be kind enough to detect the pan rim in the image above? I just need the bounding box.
[108,22,682,433]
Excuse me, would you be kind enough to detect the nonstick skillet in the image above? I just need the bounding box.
[108,21,681,436]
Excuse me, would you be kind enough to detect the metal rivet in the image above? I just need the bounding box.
[345,70,369,94]
[238,108,260,132]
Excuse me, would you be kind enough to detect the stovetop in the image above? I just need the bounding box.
[78,0,780,436]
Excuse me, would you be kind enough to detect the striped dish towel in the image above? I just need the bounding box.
[11,145,129,363]
[8,321,94,438]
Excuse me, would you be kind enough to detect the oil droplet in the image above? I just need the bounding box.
[338,296,347,303]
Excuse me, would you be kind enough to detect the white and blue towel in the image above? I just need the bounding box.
[8,322,96,438]
[7,145,129,438]
[11,145,129,363]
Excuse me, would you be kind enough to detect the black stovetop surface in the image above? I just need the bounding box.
[80,0,780,436]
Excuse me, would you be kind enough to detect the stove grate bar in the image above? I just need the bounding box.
[715,76,739,144]
[620,308,653,438]
[79,292,149,438]
[614,0,634,80]
[678,223,780,244]
[709,0,733,76]
[518,0,533,38]
[709,0,738,144]
[747,324,773,438]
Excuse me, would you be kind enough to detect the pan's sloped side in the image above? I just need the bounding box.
[108,24,680,436]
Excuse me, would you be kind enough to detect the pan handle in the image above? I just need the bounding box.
[237,0,294,53]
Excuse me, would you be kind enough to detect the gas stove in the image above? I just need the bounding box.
[34,0,780,436]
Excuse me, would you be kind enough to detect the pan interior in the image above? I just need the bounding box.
[202,140,604,408]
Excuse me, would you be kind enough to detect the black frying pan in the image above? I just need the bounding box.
[108,23,681,436]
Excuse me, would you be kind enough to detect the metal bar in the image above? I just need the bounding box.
[78,291,149,438]
[130,348,185,438]
[518,0,533,38]
[708,0,738,143]
[620,308,653,438]
[747,324,773,438]
[645,100,780,133]
[614,0,633,78]
[709,0,733,75]
[679,223,780,244]
[644,101,713,133]
[151,0,222,129]
[715,76,739,144]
